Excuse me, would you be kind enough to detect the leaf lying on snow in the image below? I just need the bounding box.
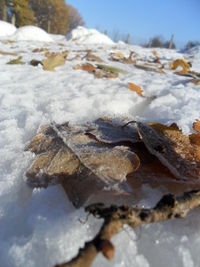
[96,64,124,74]
[170,59,191,74]
[74,63,96,72]
[128,82,143,96]
[74,63,122,78]
[6,56,25,65]
[136,121,200,183]
[42,53,67,71]
[0,50,18,56]
[25,118,140,207]
[84,51,103,63]
[110,51,136,64]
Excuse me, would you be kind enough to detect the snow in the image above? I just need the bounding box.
[0,20,16,37]
[0,26,200,267]
[67,26,114,45]
[12,26,53,42]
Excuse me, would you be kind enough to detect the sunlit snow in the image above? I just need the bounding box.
[0,25,200,267]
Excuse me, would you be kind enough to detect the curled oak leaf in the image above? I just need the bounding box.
[26,119,140,207]
[128,82,143,96]
[170,59,192,74]
[136,122,200,183]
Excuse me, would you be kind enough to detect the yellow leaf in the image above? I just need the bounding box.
[42,54,66,71]
[170,59,191,74]
[128,82,143,96]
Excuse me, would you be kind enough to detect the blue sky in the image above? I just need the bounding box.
[66,0,200,47]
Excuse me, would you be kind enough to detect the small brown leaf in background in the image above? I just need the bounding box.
[84,51,103,63]
[128,82,143,96]
[7,56,25,65]
[170,59,191,74]
[42,53,66,71]
[74,63,96,72]
[0,50,18,56]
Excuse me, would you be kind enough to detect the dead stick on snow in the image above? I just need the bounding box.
[55,190,200,267]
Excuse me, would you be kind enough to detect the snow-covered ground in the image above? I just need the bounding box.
[0,25,200,267]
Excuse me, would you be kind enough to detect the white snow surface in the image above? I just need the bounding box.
[11,26,53,42]
[0,29,200,267]
[0,20,16,37]
[67,26,114,45]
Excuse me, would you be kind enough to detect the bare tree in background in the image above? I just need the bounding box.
[67,4,84,31]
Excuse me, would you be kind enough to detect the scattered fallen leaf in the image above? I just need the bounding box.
[32,47,48,53]
[30,59,43,67]
[170,59,191,74]
[74,63,96,72]
[7,56,25,65]
[96,64,124,74]
[0,50,18,56]
[84,51,103,63]
[134,63,165,73]
[137,121,200,182]
[193,120,200,132]
[74,63,121,78]
[110,51,135,64]
[26,119,140,207]
[42,53,67,71]
[128,82,143,96]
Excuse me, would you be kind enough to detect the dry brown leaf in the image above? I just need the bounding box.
[85,51,103,63]
[32,47,48,53]
[42,53,66,71]
[110,51,135,64]
[193,120,200,132]
[137,121,200,182]
[128,82,143,96]
[170,59,191,74]
[189,133,200,145]
[74,63,96,72]
[0,50,18,56]
[26,120,140,207]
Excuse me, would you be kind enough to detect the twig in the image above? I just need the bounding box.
[55,190,200,267]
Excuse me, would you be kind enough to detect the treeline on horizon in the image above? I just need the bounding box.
[104,29,200,50]
[0,0,84,34]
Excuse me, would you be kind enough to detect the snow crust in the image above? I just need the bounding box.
[67,26,114,45]
[0,29,200,267]
[0,20,16,37]
[12,26,53,42]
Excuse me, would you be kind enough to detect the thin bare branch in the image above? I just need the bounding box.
[55,190,200,267]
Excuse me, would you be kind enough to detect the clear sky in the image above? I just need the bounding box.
[66,0,200,47]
